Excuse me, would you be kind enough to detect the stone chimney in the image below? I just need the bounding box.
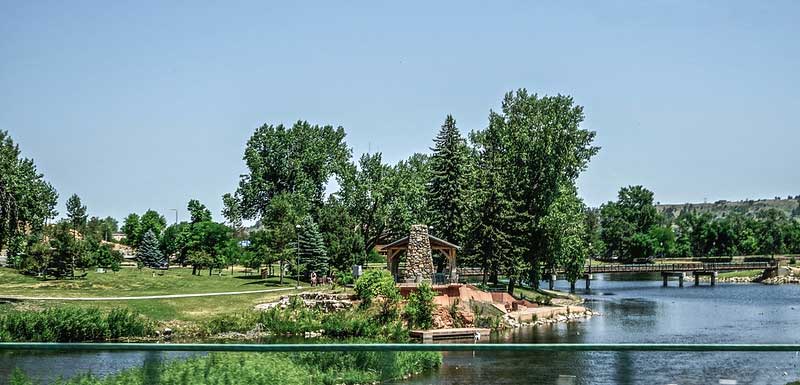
[406,224,434,282]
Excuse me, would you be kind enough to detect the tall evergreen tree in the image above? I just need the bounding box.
[137,229,165,269]
[66,194,88,230]
[298,215,329,276]
[427,115,470,244]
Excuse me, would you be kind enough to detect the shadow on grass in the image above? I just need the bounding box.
[234,275,266,280]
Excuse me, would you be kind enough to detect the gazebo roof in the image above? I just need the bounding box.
[380,234,461,250]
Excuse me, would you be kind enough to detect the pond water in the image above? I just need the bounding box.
[3,274,800,384]
[393,274,800,385]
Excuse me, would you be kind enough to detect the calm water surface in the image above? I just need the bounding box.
[3,274,800,385]
[396,274,800,385]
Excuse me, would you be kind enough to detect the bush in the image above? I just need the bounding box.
[790,256,797,265]
[0,307,154,342]
[333,269,354,286]
[404,282,436,330]
[354,269,398,307]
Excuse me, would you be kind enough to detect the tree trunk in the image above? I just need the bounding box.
[192,265,197,276]
[279,260,284,284]
[569,281,576,292]
[507,277,516,295]
[208,267,212,276]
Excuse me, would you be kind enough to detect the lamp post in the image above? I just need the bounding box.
[295,224,302,290]
[169,209,178,225]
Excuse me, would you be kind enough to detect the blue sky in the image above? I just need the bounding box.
[1,1,798,222]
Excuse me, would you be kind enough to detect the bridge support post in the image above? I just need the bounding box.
[662,272,686,287]
[584,274,592,290]
[691,271,718,287]
[549,274,557,290]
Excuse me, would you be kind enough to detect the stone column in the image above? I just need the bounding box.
[405,225,434,282]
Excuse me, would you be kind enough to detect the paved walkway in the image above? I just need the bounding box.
[0,287,301,301]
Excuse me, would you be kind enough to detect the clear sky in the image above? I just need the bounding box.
[1,1,798,223]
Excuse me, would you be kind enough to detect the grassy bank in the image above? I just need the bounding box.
[718,269,762,279]
[0,306,154,342]
[9,350,442,385]
[0,267,303,298]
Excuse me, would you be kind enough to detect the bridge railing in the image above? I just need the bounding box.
[457,262,772,277]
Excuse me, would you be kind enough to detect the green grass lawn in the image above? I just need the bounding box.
[0,266,303,298]
[718,269,762,279]
[0,266,349,324]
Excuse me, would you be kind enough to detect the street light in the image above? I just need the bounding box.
[295,224,302,290]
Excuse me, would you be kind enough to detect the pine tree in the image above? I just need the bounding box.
[137,229,165,269]
[298,215,328,276]
[427,115,470,244]
[66,194,87,230]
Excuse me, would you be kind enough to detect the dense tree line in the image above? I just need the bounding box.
[597,186,800,261]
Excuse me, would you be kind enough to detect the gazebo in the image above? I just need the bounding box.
[381,224,460,284]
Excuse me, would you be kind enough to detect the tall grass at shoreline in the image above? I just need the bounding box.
[204,305,408,340]
[0,306,154,342]
[9,350,442,385]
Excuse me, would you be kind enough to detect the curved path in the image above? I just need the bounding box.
[0,286,303,301]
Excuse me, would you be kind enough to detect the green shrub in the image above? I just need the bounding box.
[790,256,797,265]
[333,269,354,286]
[404,282,436,330]
[353,269,397,306]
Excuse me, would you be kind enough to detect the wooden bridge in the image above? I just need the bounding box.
[571,262,772,275]
[457,261,774,289]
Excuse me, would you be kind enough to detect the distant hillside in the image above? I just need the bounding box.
[657,196,800,221]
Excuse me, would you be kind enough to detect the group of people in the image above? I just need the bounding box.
[309,271,333,287]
